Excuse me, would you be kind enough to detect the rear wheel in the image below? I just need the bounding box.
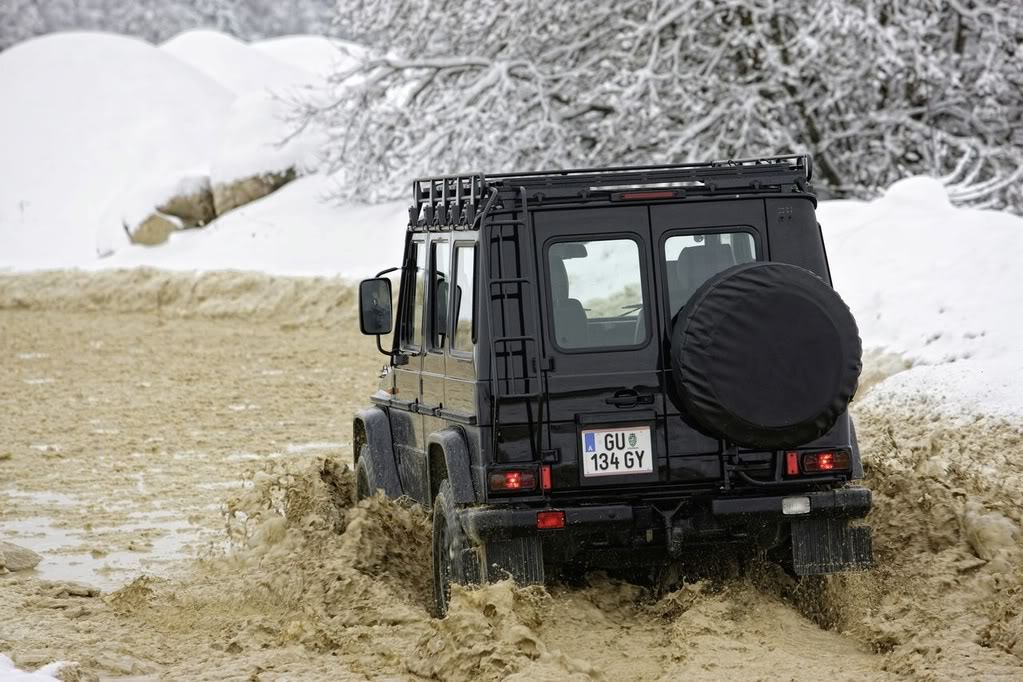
[355,447,377,500]
[432,479,480,616]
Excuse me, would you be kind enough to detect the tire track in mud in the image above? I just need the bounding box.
[0,270,1020,680]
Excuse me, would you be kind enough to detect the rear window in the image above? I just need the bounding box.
[664,232,756,317]
[547,238,647,350]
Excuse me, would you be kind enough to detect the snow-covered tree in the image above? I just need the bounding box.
[0,0,339,50]
[298,0,1023,210]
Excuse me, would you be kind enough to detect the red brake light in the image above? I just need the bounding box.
[488,470,537,492]
[801,451,850,473]
[537,510,565,530]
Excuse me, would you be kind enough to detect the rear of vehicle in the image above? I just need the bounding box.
[463,156,871,584]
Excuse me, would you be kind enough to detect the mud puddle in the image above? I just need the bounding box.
[0,270,1020,680]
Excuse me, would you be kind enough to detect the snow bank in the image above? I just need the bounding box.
[0,654,68,680]
[0,32,233,268]
[160,29,331,189]
[160,29,313,93]
[819,177,1023,420]
[93,175,406,278]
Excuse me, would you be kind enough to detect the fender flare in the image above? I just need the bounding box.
[427,428,477,505]
[353,406,402,498]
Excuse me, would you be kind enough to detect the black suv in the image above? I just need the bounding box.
[356,155,872,615]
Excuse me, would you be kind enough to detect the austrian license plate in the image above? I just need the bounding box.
[581,425,653,477]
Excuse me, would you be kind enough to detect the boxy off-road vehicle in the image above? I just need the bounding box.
[355,155,872,615]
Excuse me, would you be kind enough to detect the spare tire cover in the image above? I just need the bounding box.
[670,262,861,449]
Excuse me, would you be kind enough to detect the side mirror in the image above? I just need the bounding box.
[358,278,393,336]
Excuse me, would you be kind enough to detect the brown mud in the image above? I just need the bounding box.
[1,270,1020,680]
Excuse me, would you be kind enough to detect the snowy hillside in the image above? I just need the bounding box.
[0,32,232,268]
[0,30,359,268]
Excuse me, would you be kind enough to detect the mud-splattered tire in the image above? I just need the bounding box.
[355,446,378,500]
[432,479,480,617]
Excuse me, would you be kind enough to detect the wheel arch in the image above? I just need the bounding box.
[427,427,477,506]
[352,406,403,498]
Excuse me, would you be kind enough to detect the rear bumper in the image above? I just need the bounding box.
[460,486,871,541]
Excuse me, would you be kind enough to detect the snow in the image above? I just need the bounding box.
[209,88,322,187]
[251,34,364,76]
[91,175,407,279]
[0,654,67,681]
[159,29,330,186]
[819,177,1023,421]
[160,29,314,93]
[0,32,233,269]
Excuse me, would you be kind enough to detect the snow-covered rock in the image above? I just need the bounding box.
[212,169,296,215]
[89,174,407,279]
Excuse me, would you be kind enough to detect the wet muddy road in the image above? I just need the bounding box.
[1,271,1020,681]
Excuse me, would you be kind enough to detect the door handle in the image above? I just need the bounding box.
[606,390,654,408]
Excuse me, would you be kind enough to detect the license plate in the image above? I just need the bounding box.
[581,426,653,477]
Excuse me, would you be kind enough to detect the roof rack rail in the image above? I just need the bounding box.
[409,173,488,230]
[488,154,811,183]
[487,154,814,198]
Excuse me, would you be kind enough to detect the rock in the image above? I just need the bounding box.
[93,652,152,676]
[13,650,54,668]
[52,662,83,682]
[212,167,296,215]
[962,503,1019,561]
[0,540,42,571]
[49,581,101,598]
[127,212,181,246]
[156,176,216,228]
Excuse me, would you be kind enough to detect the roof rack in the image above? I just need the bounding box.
[409,173,488,230]
[408,155,813,229]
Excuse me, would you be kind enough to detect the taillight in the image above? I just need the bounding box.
[540,465,552,491]
[488,470,537,492]
[801,450,850,473]
[537,510,565,529]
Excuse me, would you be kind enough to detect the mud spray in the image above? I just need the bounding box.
[0,270,1020,680]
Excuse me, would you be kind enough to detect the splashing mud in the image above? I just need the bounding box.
[1,271,1020,679]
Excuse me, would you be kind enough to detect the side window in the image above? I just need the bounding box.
[452,244,476,352]
[402,240,426,349]
[664,231,756,317]
[430,240,450,349]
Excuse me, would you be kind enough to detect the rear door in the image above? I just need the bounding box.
[649,200,768,482]
[533,206,669,490]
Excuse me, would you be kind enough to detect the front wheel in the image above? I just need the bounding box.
[355,447,378,500]
[432,479,480,617]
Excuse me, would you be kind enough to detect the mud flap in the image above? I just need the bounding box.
[480,535,545,585]
[791,518,872,576]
